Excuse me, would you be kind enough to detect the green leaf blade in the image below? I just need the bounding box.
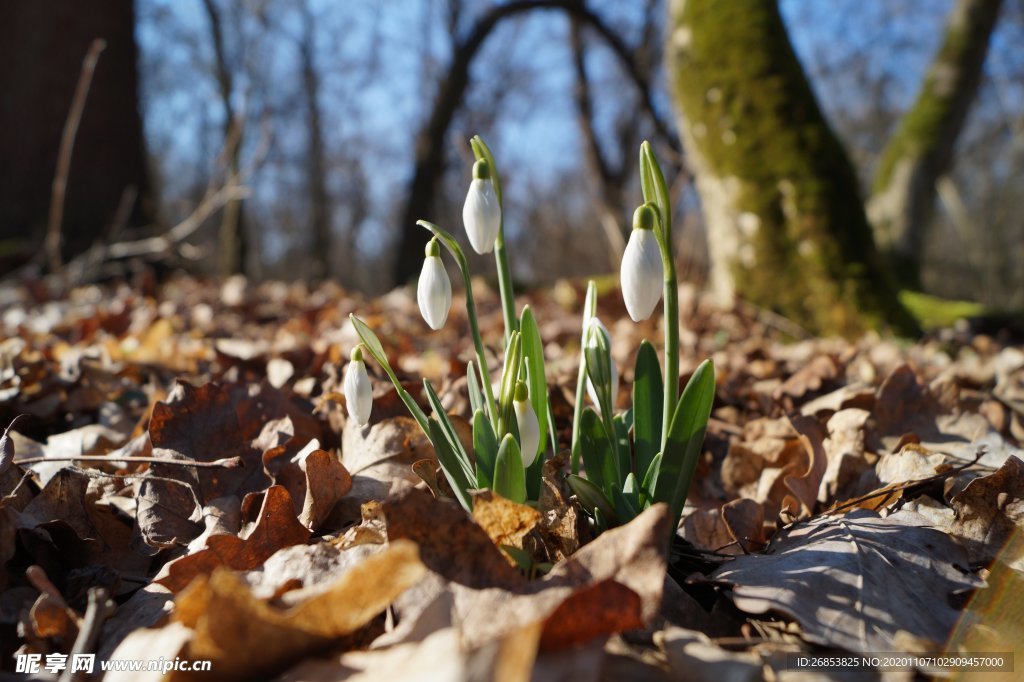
[579,407,619,499]
[493,434,526,503]
[653,359,716,531]
[473,409,498,489]
[427,418,474,512]
[633,340,663,482]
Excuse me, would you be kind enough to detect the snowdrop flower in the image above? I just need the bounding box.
[344,345,372,426]
[513,379,540,467]
[584,317,617,414]
[621,203,663,322]
[462,159,501,254]
[417,238,452,330]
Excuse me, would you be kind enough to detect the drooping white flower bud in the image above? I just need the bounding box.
[621,204,664,322]
[462,159,501,254]
[513,380,540,467]
[417,238,452,330]
[344,346,372,426]
[584,317,617,414]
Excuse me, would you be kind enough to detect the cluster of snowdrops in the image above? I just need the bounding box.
[345,137,714,537]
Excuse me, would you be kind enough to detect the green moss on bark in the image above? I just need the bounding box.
[668,0,918,337]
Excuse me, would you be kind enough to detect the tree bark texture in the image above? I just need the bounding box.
[0,0,154,273]
[868,0,1003,289]
[666,0,918,337]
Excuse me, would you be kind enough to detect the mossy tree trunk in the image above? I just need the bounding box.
[666,0,919,337]
[868,0,1003,290]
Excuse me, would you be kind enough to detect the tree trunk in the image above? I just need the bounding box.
[665,0,918,337]
[299,3,331,282]
[201,0,248,277]
[868,0,1003,289]
[0,0,154,274]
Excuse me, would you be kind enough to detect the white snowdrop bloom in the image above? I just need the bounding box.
[344,346,372,426]
[513,380,540,467]
[417,238,452,330]
[621,204,664,322]
[462,160,501,254]
[584,317,618,413]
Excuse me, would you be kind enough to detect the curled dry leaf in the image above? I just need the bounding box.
[155,485,310,593]
[471,490,542,563]
[711,509,984,652]
[948,455,1024,570]
[167,540,424,681]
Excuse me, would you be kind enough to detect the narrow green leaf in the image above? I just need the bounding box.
[349,314,389,371]
[519,306,549,463]
[570,281,598,474]
[653,359,715,530]
[640,452,661,509]
[640,141,671,243]
[566,474,617,525]
[496,332,522,438]
[427,419,474,512]
[349,314,429,433]
[493,434,526,503]
[473,409,498,489]
[613,474,640,522]
[417,220,466,266]
[423,379,475,483]
[470,135,503,206]
[632,340,663,481]
[613,413,631,487]
[579,407,619,498]
[467,361,484,416]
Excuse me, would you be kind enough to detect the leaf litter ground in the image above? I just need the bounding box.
[1,274,1022,680]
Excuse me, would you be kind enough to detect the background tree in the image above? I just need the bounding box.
[666,0,920,336]
[868,0,1004,289]
[0,0,154,272]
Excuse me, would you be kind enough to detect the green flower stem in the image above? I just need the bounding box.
[639,142,678,451]
[661,253,679,451]
[470,135,517,345]
[418,220,499,425]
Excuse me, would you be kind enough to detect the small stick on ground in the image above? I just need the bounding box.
[59,587,117,682]
[13,454,242,468]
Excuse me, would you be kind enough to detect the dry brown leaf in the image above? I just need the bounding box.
[781,415,828,519]
[711,508,984,652]
[167,540,423,680]
[949,455,1024,570]
[155,485,310,592]
[721,498,766,554]
[471,490,542,561]
[298,448,352,530]
[383,487,524,590]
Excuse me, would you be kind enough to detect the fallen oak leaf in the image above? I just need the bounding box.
[155,485,310,592]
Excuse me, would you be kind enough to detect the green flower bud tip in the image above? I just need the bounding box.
[633,203,656,231]
[424,237,441,258]
[350,345,364,362]
[472,159,491,180]
[514,380,528,402]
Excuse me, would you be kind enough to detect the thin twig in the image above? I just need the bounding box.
[46,39,106,276]
[14,454,242,468]
[59,588,116,682]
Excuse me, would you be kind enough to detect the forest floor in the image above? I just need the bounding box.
[0,273,1021,681]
